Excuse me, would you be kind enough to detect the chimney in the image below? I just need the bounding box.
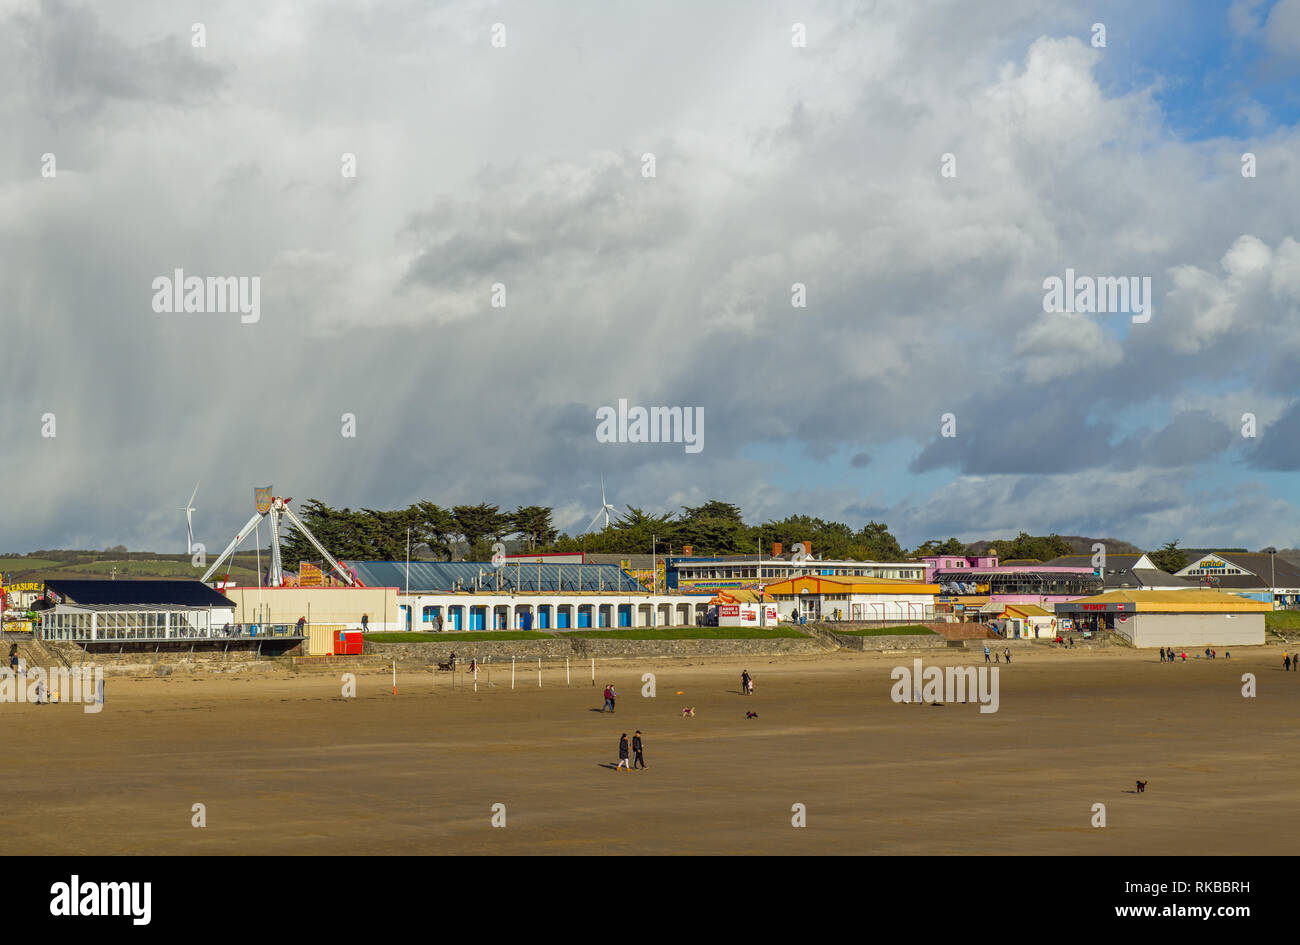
[682,545,693,556]
[772,542,783,557]
[801,541,812,557]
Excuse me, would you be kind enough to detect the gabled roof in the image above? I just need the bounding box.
[1003,603,1052,617]
[44,579,231,608]
[1043,553,1152,570]
[764,574,939,595]
[1204,552,1300,584]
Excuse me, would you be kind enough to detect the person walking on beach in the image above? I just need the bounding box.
[746,672,754,695]
[1286,654,1292,672]
[1159,647,1166,663]
[984,645,990,663]
[616,733,631,772]
[1004,647,1011,664]
[632,730,646,769]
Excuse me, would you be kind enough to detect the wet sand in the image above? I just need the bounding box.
[4,647,1296,854]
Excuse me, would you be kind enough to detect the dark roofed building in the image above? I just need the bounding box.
[1173,551,1300,608]
[41,579,232,609]
[37,579,240,647]
[1042,553,1195,590]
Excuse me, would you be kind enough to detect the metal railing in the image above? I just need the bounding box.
[39,623,304,643]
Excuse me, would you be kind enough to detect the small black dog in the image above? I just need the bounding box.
[1136,780,1147,793]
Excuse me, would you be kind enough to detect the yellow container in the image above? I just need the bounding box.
[306,624,344,657]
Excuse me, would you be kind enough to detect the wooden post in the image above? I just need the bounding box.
[512,657,515,689]
[566,657,570,686]
[538,657,541,687]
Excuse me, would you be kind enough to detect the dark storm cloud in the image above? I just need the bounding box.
[1115,410,1238,469]
[4,0,1300,551]
[1246,398,1300,470]
[6,0,226,120]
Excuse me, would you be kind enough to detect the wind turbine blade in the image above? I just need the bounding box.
[585,510,605,533]
[188,481,200,507]
[600,472,606,506]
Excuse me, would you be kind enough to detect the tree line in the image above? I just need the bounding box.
[279,499,1191,570]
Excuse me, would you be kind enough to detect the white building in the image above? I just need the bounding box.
[763,575,939,623]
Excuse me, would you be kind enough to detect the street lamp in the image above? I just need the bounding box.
[1263,546,1277,610]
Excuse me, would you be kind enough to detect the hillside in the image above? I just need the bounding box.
[964,536,1142,556]
[0,550,262,584]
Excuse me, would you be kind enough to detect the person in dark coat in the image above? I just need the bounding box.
[616,733,631,772]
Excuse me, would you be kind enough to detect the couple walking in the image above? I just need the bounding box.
[615,731,646,771]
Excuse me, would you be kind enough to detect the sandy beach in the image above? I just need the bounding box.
[3,646,1296,855]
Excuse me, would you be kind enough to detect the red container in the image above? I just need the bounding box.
[333,630,364,656]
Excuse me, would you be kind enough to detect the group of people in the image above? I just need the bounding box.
[601,684,618,712]
[615,731,646,771]
[1285,652,1299,671]
[982,646,1012,664]
[740,670,754,695]
[1159,647,1232,662]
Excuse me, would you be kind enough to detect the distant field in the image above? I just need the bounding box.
[562,627,804,639]
[0,558,64,572]
[832,625,938,636]
[0,554,259,583]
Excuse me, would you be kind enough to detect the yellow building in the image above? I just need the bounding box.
[763,574,939,622]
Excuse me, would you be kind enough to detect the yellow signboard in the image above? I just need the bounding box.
[299,562,324,587]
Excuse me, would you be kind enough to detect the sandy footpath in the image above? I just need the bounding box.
[2,646,1296,855]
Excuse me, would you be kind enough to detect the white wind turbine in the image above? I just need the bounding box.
[583,474,619,533]
[179,481,199,553]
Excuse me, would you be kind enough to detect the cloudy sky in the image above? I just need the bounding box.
[3,0,1300,554]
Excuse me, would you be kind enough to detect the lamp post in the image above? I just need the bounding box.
[1263,546,1277,610]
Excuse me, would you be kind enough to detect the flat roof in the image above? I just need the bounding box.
[44,579,232,608]
[1054,589,1272,613]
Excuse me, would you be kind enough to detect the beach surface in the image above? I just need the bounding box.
[4,646,1296,855]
